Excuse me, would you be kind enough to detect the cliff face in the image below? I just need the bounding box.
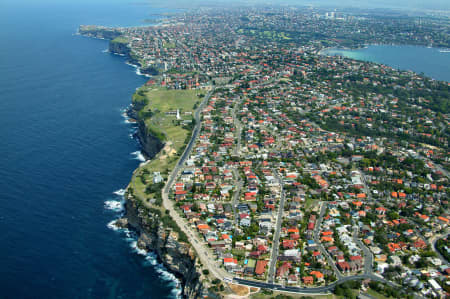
[78,26,159,76]
[127,104,164,159]
[140,66,159,76]
[137,120,164,158]
[119,197,204,299]
[109,40,130,56]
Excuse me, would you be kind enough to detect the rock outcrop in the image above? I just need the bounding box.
[78,25,121,40]
[117,197,204,299]
[108,39,130,56]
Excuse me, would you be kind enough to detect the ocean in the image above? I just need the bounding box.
[322,45,450,82]
[0,1,180,298]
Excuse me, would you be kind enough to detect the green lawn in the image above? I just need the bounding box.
[129,88,205,206]
[111,36,128,44]
[366,289,392,299]
[144,88,202,113]
[305,196,317,210]
[163,42,176,49]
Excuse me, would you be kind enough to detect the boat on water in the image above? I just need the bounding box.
[439,49,450,53]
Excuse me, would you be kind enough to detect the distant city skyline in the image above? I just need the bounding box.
[5,0,450,11]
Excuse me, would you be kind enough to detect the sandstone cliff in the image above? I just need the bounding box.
[116,196,205,299]
[126,103,164,159]
[78,26,160,76]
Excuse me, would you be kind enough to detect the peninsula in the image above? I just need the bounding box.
[80,6,449,299]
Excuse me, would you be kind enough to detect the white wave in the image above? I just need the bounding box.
[125,62,151,78]
[135,68,151,78]
[126,62,138,68]
[107,220,120,231]
[131,151,146,162]
[106,206,181,297]
[171,287,182,299]
[104,200,124,212]
[102,49,109,53]
[156,265,182,298]
[143,252,159,266]
[130,241,148,256]
[113,188,126,196]
[142,254,182,297]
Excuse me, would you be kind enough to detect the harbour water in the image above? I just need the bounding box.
[322,45,450,82]
[0,1,180,298]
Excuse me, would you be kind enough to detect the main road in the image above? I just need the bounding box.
[234,272,398,294]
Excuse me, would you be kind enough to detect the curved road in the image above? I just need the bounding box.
[234,273,398,295]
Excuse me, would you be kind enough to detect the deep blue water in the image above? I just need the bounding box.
[0,2,179,298]
[323,45,450,82]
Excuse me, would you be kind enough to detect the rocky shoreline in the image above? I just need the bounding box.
[114,196,204,299]
[78,25,159,76]
[79,26,206,299]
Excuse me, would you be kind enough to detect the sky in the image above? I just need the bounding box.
[2,0,449,11]
[149,0,450,11]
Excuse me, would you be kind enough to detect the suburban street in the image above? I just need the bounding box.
[160,88,232,281]
[429,231,449,264]
[267,172,286,283]
[352,226,374,275]
[231,168,243,233]
[314,202,344,279]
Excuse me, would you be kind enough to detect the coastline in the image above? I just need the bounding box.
[79,28,207,298]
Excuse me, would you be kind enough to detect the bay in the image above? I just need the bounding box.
[322,45,450,82]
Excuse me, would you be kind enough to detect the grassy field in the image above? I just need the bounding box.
[163,42,176,49]
[111,36,128,44]
[143,88,202,112]
[129,87,205,206]
[366,289,391,299]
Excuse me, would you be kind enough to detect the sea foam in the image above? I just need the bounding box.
[104,200,124,212]
[131,151,146,162]
[130,241,148,256]
[144,253,182,298]
[106,219,182,298]
[107,220,120,231]
[113,188,126,196]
